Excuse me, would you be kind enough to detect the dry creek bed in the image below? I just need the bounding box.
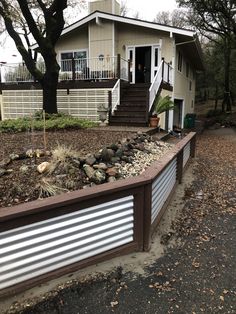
[0,129,173,208]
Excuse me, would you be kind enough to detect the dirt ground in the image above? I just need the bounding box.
[0,129,135,208]
[2,127,236,313]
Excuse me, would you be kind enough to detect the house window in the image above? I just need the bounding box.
[189,80,192,91]
[186,62,189,78]
[60,50,87,72]
[177,51,183,72]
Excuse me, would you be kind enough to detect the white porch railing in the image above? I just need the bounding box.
[120,57,129,81]
[111,79,120,114]
[149,60,173,111]
[0,56,130,83]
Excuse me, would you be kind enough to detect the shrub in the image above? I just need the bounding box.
[0,115,98,133]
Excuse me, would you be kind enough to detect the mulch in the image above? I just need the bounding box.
[0,129,134,208]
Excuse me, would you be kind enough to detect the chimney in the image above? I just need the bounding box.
[89,0,121,15]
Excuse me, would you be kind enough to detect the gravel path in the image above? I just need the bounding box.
[3,128,236,314]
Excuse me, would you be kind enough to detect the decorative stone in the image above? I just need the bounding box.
[37,161,50,174]
[26,149,34,158]
[0,168,7,177]
[106,167,118,177]
[0,158,11,167]
[20,165,30,173]
[111,157,120,163]
[85,156,97,166]
[93,163,108,170]
[35,149,44,158]
[91,169,106,184]
[83,164,95,179]
[101,148,115,162]
[115,149,123,158]
[108,176,116,183]
[108,143,118,151]
[9,153,20,161]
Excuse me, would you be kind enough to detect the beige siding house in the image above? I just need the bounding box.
[1,0,204,130]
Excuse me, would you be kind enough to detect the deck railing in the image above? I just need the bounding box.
[0,55,130,83]
[149,59,173,111]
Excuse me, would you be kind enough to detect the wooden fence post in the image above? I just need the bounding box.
[177,149,183,184]
[190,134,196,158]
[72,57,76,81]
[117,54,121,79]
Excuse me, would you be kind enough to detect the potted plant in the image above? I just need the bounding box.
[149,95,175,127]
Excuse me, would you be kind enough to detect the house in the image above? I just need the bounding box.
[0,0,204,130]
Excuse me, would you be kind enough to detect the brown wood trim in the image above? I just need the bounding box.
[0,242,137,298]
[0,80,118,91]
[177,149,184,184]
[133,187,145,251]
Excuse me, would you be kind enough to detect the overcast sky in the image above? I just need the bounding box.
[0,0,178,63]
[122,0,178,20]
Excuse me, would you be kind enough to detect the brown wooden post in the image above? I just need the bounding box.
[143,183,152,251]
[177,149,184,184]
[161,57,165,80]
[190,133,196,158]
[72,57,76,81]
[117,54,121,79]
[128,59,131,82]
[167,63,170,84]
[108,90,112,121]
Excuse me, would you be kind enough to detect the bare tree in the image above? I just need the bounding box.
[177,0,236,111]
[0,0,85,114]
[154,9,191,29]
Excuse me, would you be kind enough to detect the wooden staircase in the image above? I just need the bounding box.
[109,83,150,126]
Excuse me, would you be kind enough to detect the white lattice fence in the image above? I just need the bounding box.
[1,89,111,121]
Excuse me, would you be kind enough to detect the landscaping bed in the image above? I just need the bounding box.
[0,129,173,208]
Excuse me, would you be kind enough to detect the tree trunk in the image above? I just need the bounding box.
[222,37,232,112]
[41,56,60,114]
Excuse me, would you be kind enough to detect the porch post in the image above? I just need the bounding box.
[117,54,121,79]
[167,63,170,84]
[72,57,76,81]
[128,59,131,83]
[108,90,112,120]
[161,57,165,80]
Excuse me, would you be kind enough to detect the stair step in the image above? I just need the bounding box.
[110,116,147,123]
[109,121,148,127]
[113,111,146,117]
[116,107,146,112]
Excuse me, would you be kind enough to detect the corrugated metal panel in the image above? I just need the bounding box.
[1,88,111,121]
[183,143,191,168]
[0,196,134,290]
[151,159,177,223]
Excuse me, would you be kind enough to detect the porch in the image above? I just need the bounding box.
[0,58,173,128]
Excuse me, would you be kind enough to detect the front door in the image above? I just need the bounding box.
[127,45,160,84]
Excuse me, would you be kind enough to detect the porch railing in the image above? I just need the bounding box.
[0,55,130,83]
[110,79,120,114]
[149,59,173,111]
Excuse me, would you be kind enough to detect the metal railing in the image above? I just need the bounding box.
[0,55,130,83]
[149,59,173,111]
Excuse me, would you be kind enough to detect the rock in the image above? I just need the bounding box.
[35,149,44,158]
[85,156,97,166]
[101,148,115,162]
[108,176,116,183]
[135,143,145,151]
[121,156,132,163]
[0,158,11,167]
[37,161,50,174]
[115,148,123,158]
[93,163,108,170]
[106,167,118,177]
[0,168,7,177]
[91,169,106,184]
[72,159,80,168]
[26,149,34,158]
[108,143,119,151]
[111,157,120,163]
[94,152,102,160]
[9,153,20,161]
[20,165,30,173]
[83,164,95,179]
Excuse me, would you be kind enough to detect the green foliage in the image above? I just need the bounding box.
[0,114,98,133]
[153,95,175,115]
